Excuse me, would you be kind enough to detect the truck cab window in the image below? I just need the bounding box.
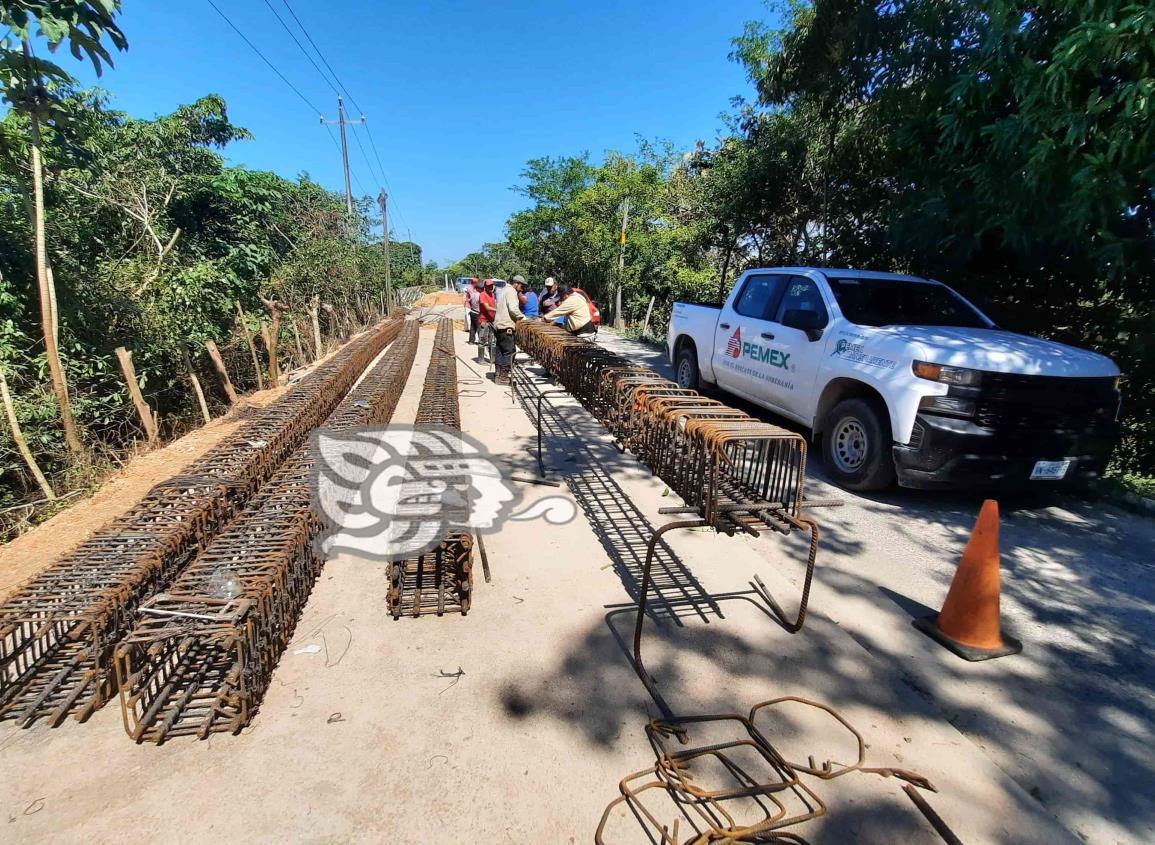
[733,274,787,319]
[828,278,988,328]
[774,277,828,325]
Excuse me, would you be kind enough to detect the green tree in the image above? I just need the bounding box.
[1,0,126,455]
[730,0,1155,472]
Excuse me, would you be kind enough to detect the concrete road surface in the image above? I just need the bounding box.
[596,328,1155,845]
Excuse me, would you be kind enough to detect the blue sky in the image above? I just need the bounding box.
[63,0,772,265]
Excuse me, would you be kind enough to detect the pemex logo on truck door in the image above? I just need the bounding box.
[719,325,795,391]
[729,327,791,369]
[727,326,742,358]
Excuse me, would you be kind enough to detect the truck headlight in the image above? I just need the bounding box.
[912,361,983,387]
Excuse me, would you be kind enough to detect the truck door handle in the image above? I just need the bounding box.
[761,332,775,340]
[719,322,731,330]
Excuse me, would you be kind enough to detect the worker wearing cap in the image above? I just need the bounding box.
[476,278,498,363]
[492,278,524,385]
[540,277,559,313]
[512,275,539,317]
[541,284,594,335]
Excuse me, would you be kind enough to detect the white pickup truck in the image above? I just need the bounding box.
[667,268,1121,490]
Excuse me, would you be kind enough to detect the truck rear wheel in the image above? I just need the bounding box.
[675,345,700,391]
[821,398,896,491]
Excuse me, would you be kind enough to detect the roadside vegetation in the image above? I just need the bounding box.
[0,1,432,535]
[450,0,1154,481]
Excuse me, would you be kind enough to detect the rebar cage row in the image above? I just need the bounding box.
[0,314,408,728]
[515,323,813,536]
[114,321,421,742]
[388,318,474,619]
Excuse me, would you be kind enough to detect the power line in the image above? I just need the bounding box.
[279,0,366,115]
[203,0,322,116]
[277,0,414,242]
[361,122,412,237]
[259,0,340,98]
[321,110,368,205]
[206,0,371,207]
[350,122,384,189]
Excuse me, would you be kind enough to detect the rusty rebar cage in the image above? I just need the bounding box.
[388,319,474,619]
[0,315,408,728]
[516,322,811,534]
[114,321,421,742]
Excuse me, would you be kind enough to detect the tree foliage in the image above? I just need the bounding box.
[463,1,1154,474]
[0,83,404,508]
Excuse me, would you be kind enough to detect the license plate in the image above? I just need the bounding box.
[1030,460,1070,481]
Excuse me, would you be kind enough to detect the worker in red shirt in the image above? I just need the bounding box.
[476,278,498,364]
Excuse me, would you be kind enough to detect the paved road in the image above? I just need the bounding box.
[595,328,1155,845]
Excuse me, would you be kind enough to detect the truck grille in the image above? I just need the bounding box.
[974,373,1119,434]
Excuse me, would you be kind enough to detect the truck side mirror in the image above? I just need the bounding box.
[782,308,825,342]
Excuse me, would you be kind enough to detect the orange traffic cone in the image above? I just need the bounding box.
[913,500,1022,661]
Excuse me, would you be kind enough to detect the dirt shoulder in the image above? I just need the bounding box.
[0,387,286,601]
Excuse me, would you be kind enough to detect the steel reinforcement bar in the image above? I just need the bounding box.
[515,321,818,564]
[114,321,420,742]
[388,318,473,619]
[518,322,825,722]
[0,316,407,728]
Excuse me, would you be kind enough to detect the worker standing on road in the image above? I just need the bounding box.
[513,275,539,317]
[492,278,524,385]
[464,277,481,344]
[541,284,595,336]
[476,278,498,363]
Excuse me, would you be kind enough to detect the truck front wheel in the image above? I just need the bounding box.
[821,398,896,491]
[675,345,700,391]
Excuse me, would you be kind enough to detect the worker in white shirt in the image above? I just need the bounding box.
[540,284,594,335]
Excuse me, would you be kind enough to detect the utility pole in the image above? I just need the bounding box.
[379,189,393,312]
[321,96,363,214]
[614,196,631,329]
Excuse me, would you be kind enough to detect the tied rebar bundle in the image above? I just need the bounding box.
[114,321,421,742]
[0,314,408,728]
[388,319,473,619]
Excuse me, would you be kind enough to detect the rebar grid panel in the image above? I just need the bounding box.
[0,316,407,728]
[114,322,420,742]
[388,319,474,619]
[516,322,811,535]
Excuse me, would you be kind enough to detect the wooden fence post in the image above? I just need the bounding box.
[0,367,55,500]
[182,347,212,423]
[259,295,284,388]
[235,300,265,391]
[307,296,323,361]
[289,319,306,367]
[205,340,238,404]
[640,295,656,337]
[114,346,158,443]
[260,325,280,388]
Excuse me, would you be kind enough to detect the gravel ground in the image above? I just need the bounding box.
[595,328,1155,844]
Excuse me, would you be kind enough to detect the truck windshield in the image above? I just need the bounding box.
[828,278,989,328]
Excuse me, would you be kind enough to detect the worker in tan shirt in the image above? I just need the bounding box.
[540,284,595,335]
[492,277,524,385]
